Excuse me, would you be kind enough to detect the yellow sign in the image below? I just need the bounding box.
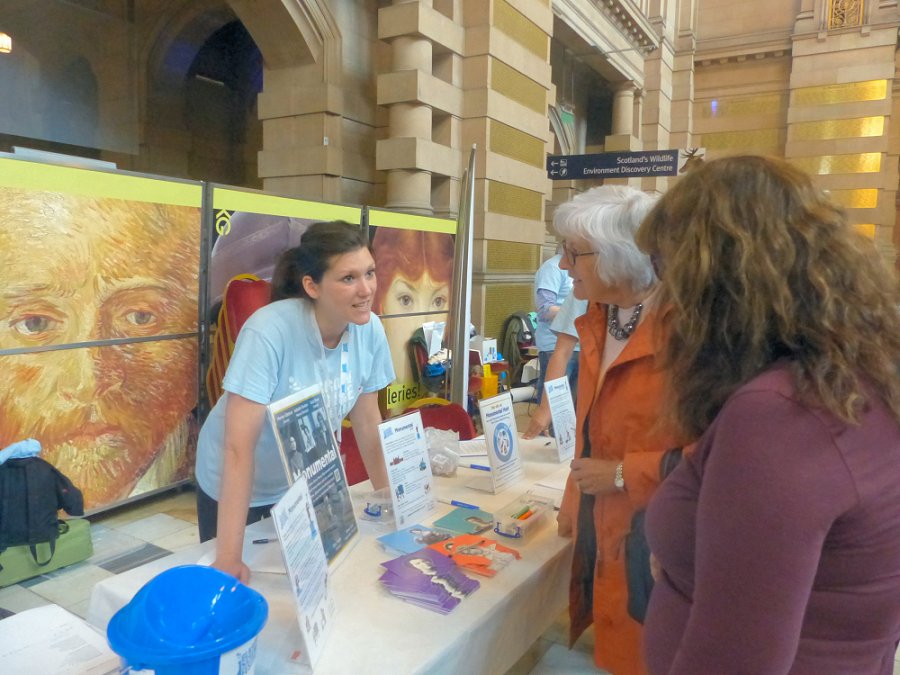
[383,381,421,413]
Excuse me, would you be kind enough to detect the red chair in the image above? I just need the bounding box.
[206,274,271,407]
[403,398,476,440]
[339,422,370,486]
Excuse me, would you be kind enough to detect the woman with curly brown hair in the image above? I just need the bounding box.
[637,155,900,674]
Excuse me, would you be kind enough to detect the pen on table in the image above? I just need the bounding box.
[437,497,481,510]
[252,538,272,544]
[461,463,491,471]
[511,505,530,519]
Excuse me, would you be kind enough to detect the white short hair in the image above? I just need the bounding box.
[552,185,657,293]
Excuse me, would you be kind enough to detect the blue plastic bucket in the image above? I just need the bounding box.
[107,565,268,675]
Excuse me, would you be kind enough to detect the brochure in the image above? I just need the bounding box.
[379,548,479,614]
[468,392,524,493]
[377,411,437,528]
[428,533,521,577]
[378,523,453,556]
[432,506,495,535]
[544,375,577,462]
[271,477,334,667]
[268,384,359,566]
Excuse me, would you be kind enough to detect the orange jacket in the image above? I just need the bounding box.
[559,303,678,675]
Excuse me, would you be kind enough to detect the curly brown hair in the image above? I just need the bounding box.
[636,155,900,440]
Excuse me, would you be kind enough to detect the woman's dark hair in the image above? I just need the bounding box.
[270,220,370,301]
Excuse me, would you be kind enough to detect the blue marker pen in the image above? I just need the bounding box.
[437,497,480,510]
[461,463,491,471]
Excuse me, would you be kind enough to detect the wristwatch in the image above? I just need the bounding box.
[614,462,626,492]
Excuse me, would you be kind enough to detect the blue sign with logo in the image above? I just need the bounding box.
[492,422,514,463]
[547,149,681,180]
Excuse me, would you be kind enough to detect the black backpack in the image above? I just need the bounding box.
[0,457,84,566]
[500,311,537,385]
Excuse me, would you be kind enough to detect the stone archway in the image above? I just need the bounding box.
[139,0,342,194]
[226,0,345,200]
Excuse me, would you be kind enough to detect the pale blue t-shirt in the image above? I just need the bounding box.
[534,254,573,352]
[550,294,588,352]
[195,298,395,505]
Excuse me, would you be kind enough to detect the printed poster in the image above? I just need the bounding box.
[271,476,335,667]
[0,157,201,513]
[468,392,524,494]
[544,375,577,462]
[378,411,436,528]
[268,384,359,566]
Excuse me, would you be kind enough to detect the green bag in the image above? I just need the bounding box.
[0,518,93,587]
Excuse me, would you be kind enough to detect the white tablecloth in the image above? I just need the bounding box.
[88,442,573,675]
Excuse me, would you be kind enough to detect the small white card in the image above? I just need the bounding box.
[271,477,335,668]
[378,411,437,528]
[544,375,577,462]
[469,392,524,493]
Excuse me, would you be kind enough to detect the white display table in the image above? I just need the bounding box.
[88,441,573,675]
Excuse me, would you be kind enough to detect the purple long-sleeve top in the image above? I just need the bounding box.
[644,364,900,675]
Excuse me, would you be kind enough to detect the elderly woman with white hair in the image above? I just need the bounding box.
[555,185,680,675]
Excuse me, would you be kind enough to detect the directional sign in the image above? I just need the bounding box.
[547,149,690,180]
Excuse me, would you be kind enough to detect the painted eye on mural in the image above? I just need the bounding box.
[11,314,57,337]
[432,294,448,310]
[103,286,189,337]
[110,305,163,336]
[397,293,414,308]
[125,310,156,326]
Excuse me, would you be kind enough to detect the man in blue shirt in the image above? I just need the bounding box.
[533,251,576,403]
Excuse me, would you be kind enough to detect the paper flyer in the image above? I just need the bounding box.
[378,523,452,555]
[544,375,577,462]
[271,477,335,668]
[0,604,119,675]
[379,547,479,614]
[469,392,524,493]
[378,411,436,528]
[268,384,359,565]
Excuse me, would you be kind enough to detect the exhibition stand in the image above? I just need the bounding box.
[87,441,573,675]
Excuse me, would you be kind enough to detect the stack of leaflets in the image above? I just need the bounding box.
[377,524,453,556]
[427,534,521,577]
[379,548,479,614]
[432,507,495,535]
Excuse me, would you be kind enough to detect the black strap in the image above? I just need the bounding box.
[573,415,598,620]
[29,538,56,566]
[24,465,60,566]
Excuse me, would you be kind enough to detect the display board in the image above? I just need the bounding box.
[367,208,457,414]
[0,156,202,512]
[0,161,459,512]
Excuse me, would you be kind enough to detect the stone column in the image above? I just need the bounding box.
[612,82,636,136]
[382,2,435,214]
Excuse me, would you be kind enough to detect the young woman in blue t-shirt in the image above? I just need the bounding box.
[195,221,395,582]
